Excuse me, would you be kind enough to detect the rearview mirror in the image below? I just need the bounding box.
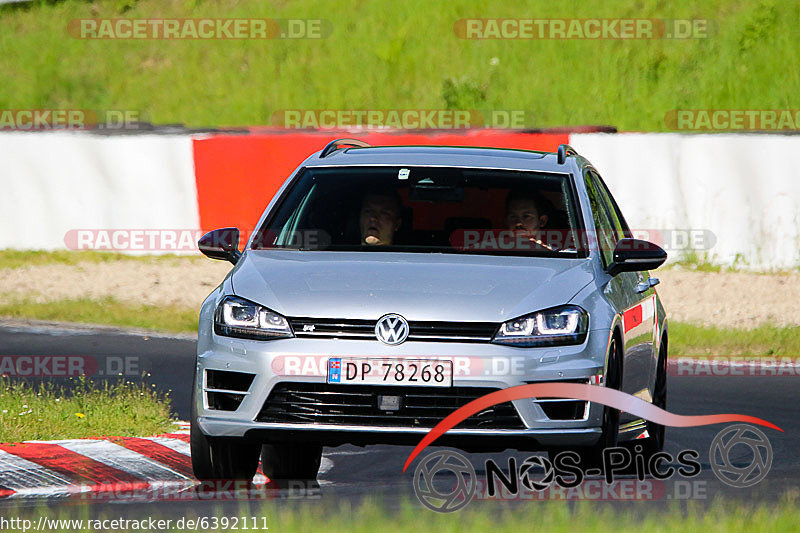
[198,227,242,265]
[607,238,666,276]
[409,170,464,202]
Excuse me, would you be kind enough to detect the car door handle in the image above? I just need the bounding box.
[635,278,660,293]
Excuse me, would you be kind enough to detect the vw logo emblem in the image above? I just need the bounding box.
[375,314,409,345]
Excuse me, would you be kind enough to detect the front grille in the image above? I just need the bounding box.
[289,317,498,343]
[255,383,524,429]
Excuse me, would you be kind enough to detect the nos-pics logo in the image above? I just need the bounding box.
[413,423,773,513]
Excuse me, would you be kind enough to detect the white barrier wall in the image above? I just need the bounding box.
[571,133,800,270]
[1,131,799,270]
[0,132,199,250]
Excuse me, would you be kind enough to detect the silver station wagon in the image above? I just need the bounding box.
[191,140,668,481]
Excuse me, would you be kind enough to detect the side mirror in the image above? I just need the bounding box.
[607,238,666,276]
[198,227,242,265]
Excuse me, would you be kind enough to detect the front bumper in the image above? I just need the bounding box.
[195,328,613,450]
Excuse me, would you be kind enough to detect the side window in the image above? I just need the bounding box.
[592,171,631,238]
[583,170,618,266]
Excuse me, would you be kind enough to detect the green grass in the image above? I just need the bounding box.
[0,249,203,271]
[664,250,725,273]
[0,296,199,333]
[0,0,797,131]
[670,322,800,357]
[5,496,800,532]
[265,497,800,533]
[0,377,175,441]
[663,250,792,274]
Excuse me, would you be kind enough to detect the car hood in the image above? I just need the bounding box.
[231,250,595,322]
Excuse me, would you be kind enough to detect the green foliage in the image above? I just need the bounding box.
[0,296,199,333]
[0,0,796,130]
[0,249,203,270]
[671,322,800,357]
[0,377,175,441]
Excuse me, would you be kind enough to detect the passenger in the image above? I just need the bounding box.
[360,190,402,246]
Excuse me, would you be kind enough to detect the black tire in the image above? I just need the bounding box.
[647,337,668,453]
[623,337,667,463]
[190,414,215,480]
[190,375,260,481]
[550,335,622,470]
[261,443,322,480]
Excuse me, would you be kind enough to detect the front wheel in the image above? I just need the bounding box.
[261,443,322,480]
[622,337,667,465]
[190,377,260,481]
[549,336,621,469]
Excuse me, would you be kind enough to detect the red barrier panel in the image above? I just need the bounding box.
[192,130,570,239]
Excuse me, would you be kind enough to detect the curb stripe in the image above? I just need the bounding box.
[0,448,73,496]
[144,436,191,456]
[0,435,279,499]
[55,440,191,482]
[144,434,272,478]
[0,435,297,497]
[111,437,194,478]
[0,442,142,486]
[159,433,190,443]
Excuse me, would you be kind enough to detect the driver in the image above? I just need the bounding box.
[360,189,402,246]
[505,190,554,250]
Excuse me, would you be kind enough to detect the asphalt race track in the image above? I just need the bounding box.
[0,322,796,517]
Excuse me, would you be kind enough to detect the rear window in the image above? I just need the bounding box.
[251,166,584,257]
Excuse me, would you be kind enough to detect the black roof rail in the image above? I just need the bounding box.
[557,144,578,164]
[320,138,371,158]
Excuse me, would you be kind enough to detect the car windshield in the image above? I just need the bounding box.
[251,166,584,257]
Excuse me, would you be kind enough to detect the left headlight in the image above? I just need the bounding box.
[492,305,588,347]
[214,295,294,340]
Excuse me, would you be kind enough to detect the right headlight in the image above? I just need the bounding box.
[492,305,588,347]
[214,295,294,340]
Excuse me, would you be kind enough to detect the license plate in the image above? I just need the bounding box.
[327,358,453,387]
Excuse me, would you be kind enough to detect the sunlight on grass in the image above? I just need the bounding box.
[0,0,796,131]
[0,297,199,333]
[4,495,800,532]
[0,249,203,271]
[670,322,800,357]
[0,377,175,442]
